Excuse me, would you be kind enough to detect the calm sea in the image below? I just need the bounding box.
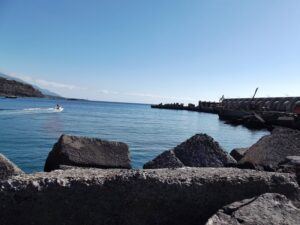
[0,97,268,173]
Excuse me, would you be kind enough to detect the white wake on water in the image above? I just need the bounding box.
[0,107,64,115]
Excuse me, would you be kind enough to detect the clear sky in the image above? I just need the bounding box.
[0,0,300,104]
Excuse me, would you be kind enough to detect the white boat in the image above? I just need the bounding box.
[55,106,64,112]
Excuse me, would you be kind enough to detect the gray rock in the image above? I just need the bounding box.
[57,165,82,170]
[144,134,236,169]
[44,135,131,172]
[230,148,248,162]
[174,134,236,167]
[0,168,298,225]
[239,127,300,171]
[0,153,23,179]
[206,193,300,225]
[271,126,299,135]
[143,150,184,169]
[278,156,300,184]
[285,155,300,165]
[278,156,300,172]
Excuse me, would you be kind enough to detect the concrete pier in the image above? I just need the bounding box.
[151,101,221,114]
[151,97,300,130]
[222,97,300,113]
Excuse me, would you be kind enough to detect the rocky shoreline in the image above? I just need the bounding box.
[1,127,300,225]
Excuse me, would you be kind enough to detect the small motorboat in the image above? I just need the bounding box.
[55,104,64,112]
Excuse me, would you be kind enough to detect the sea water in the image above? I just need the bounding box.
[0,97,268,173]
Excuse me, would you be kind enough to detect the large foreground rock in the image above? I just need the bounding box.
[44,135,131,171]
[0,153,23,179]
[0,168,299,225]
[144,134,236,169]
[206,193,300,225]
[239,127,300,171]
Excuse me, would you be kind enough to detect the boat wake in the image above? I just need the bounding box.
[0,107,64,116]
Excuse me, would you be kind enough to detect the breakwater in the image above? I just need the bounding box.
[151,97,300,130]
[151,101,220,114]
[221,97,300,113]
[1,128,300,225]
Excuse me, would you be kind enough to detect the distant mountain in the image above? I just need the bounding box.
[0,76,44,97]
[32,85,61,97]
[0,72,61,98]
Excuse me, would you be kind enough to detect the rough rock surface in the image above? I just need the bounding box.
[278,156,300,173]
[206,193,300,225]
[44,135,131,171]
[144,134,236,169]
[0,153,24,179]
[230,148,248,162]
[143,150,184,169]
[278,156,300,185]
[0,168,299,225]
[239,127,300,171]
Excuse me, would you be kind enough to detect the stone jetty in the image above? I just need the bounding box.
[0,168,299,225]
[151,101,220,114]
[0,128,300,225]
[152,96,300,130]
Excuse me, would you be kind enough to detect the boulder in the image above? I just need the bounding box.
[206,193,300,225]
[271,126,299,135]
[144,134,236,169]
[0,153,23,179]
[143,150,184,169]
[0,168,299,225]
[277,156,300,173]
[239,127,300,171]
[277,156,300,184]
[230,148,248,162]
[44,135,131,172]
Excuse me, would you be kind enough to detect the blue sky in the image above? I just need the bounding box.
[0,0,300,103]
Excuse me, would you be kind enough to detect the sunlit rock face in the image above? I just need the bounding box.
[0,153,24,180]
[44,135,131,172]
[0,167,298,225]
[144,134,236,169]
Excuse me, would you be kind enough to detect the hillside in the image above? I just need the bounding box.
[0,72,61,98]
[0,77,44,97]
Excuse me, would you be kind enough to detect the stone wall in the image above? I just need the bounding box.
[222,97,300,113]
